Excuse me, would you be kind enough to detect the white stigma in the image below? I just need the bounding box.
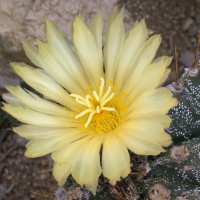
[70,77,115,127]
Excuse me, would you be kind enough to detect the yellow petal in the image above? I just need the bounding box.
[22,40,44,68]
[13,125,81,139]
[36,39,83,94]
[53,162,72,186]
[115,19,148,90]
[71,136,103,195]
[72,14,104,88]
[104,8,125,83]
[51,135,93,163]
[45,19,89,89]
[123,56,172,105]
[89,12,103,68]
[2,103,76,128]
[118,131,165,155]
[121,119,172,143]
[102,134,130,183]
[2,92,23,105]
[127,88,177,115]
[25,131,85,157]
[10,62,77,108]
[122,34,161,95]
[6,86,74,116]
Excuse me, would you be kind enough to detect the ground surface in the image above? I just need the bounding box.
[0,0,200,199]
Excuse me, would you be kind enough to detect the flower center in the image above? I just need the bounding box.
[70,78,127,135]
[70,78,116,127]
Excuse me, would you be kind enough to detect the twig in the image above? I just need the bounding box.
[37,169,52,173]
[0,145,18,163]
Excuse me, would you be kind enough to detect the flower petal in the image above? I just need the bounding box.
[2,103,76,127]
[127,87,177,115]
[53,162,72,186]
[121,34,161,94]
[121,119,172,144]
[25,131,85,157]
[71,135,103,195]
[36,39,84,94]
[118,131,165,155]
[51,135,93,163]
[104,8,125,83]
[89,12,103,69]
[72,14,104,88]
[6,86,74,116]
[13,125,79,139]
[10,62,77,108]
[115,19,148,90]
[102,133,130,183]
[141,56,172,88]
[2,92,23,105]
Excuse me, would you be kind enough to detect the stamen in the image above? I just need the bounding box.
[99,77,104,99]
[101,93,115,107]
[101,107,115,112]
[93,91,100,101]
[96,106,100,113]
[100,86,112,103]
[76,109,93,119]
[76,99,88,107]
[70,94,85,101]
[85,111,96,127]
[86,95,94,108]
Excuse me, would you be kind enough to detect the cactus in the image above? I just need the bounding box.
[135,39,200,199]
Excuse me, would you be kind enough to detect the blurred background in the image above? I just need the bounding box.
[0,0,200,199]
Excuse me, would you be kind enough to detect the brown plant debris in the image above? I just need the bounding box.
[148,184,171,200]
[169,143,190,163]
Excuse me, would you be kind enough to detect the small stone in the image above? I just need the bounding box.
[160,1,167,8]
[21,156,29,164]
[18,149,24,155]
[188,23,198,37]
[182,18,193,31]
[191,37,197,43]
[13,134,27,147]
[180,51,194,68]
[30,193,36,199]
[190,9,196,17]
[41,159,47,167]
[39,174,46,180]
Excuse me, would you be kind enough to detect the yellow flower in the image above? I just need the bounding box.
[1,7,176,194]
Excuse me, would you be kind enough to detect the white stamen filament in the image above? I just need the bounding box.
[99,77,105,99]
[100,86,112,103]
[70,78,116,127]
[101,93,115,107]
[96,106,100,113]
[85,111,96,127]
[76,109,93,119]
[93,91,100,101]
